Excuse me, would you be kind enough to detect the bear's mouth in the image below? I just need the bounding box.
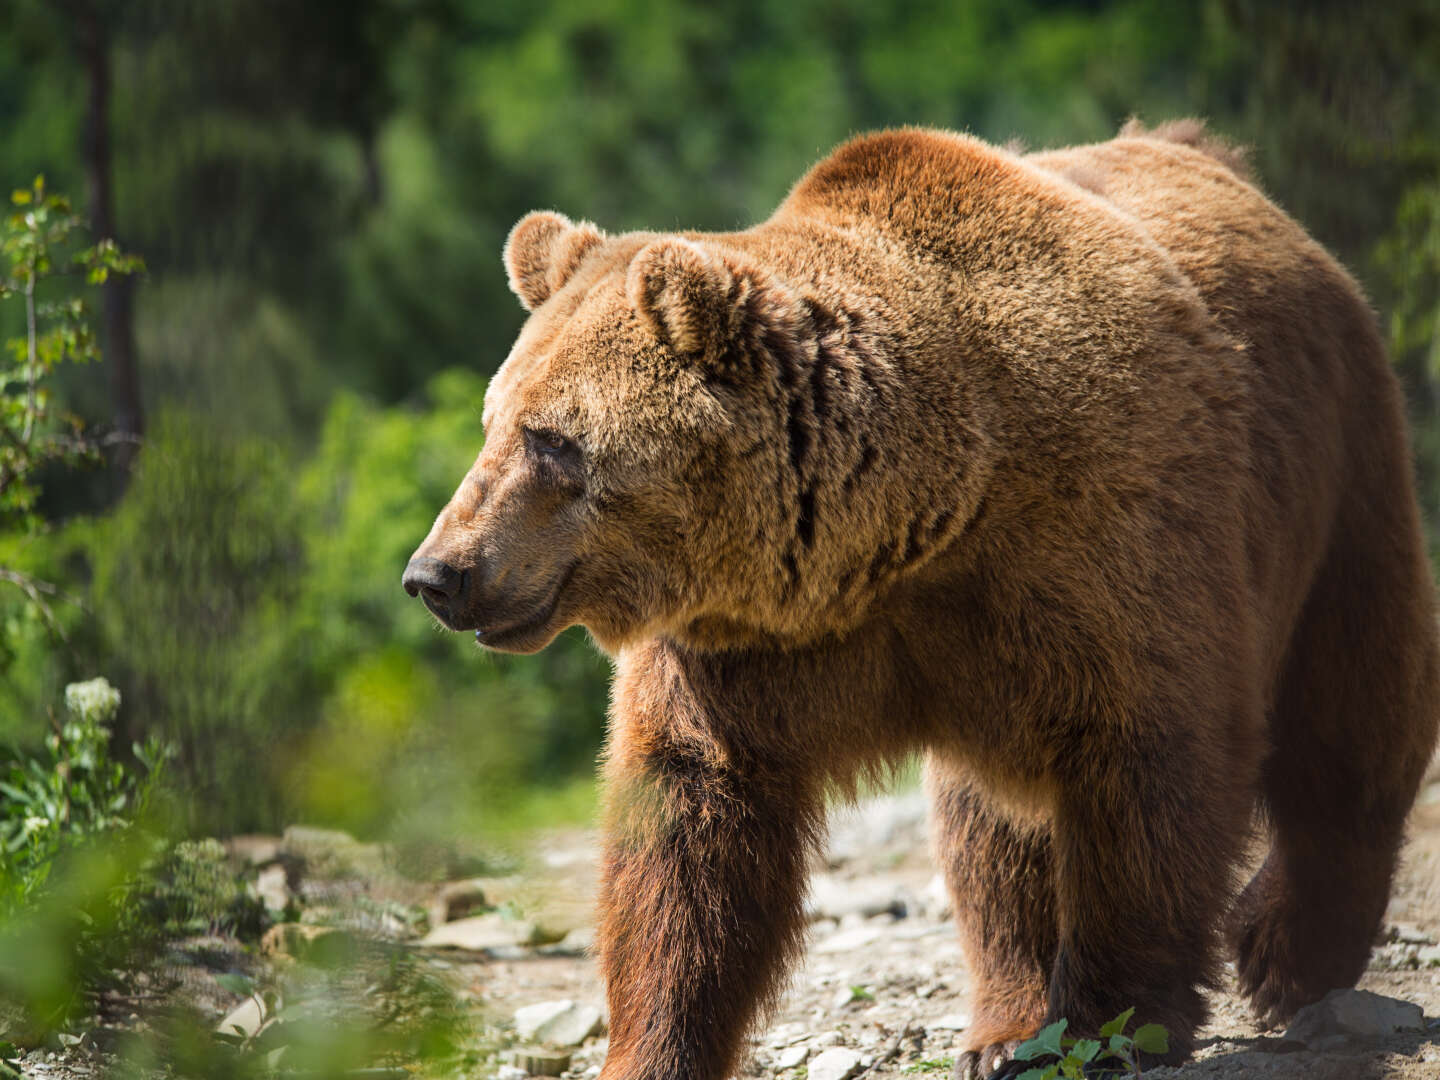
[473,564,576,653]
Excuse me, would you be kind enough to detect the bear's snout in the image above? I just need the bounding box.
[402,556,465,623]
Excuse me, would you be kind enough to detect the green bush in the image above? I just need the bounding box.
[87,411,301,832]
[75,369,608,841]
[277,367,610,844]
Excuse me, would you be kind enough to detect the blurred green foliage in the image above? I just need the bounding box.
[0,677,173,1031]
[0,677,168,919]
[0,0,1434,848]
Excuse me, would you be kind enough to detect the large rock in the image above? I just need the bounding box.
[1283,989,1426,1049]
[280,825,386,879]
[514,999,605,1046]
[419,913,543,950]
[808,1048,864,1080]
[225,834,284,867]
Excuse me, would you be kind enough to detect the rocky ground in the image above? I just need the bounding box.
[449,785,1440,1080]
[13,777,1440,1079]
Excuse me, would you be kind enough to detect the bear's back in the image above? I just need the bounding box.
[771,126,1405,671]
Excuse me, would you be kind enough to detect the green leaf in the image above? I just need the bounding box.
[1070,1039,1100,1063]
[1099,1007,1134,1039]
[1016,1019,1068,1060]
[1132,1023,1170,1055]
[1016,1069,1056,1080]
[9,191,29,206]
[214,972,255,997]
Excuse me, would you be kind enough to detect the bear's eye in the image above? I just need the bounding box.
[524,426,577,459]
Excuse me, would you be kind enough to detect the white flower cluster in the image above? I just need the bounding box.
[64,676,122,724]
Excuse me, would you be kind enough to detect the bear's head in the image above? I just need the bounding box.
[404,209,980,654]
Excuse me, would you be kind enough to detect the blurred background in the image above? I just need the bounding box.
[0,0,1437,884]
[1,1,1438,1074]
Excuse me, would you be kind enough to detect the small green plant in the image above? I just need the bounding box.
[0,677,171,917]
[1013,1009,1169,1079]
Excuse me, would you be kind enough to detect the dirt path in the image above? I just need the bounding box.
[469,782,1440,1080]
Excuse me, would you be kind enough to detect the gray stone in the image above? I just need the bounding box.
[831,985,872,1009]
[814,925,886,954]
[1283,989,1426,1047]
[774,1044,809,1070]
[767,1022,806,1048]
[808,1048,864,1080]
[928,1013,971,1032]
[419,913,542,951]
[514,1000,605,1046]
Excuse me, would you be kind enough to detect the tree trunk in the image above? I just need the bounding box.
[75,1,142,474]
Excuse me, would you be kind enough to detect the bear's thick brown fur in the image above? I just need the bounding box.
[404,122,1440,1080]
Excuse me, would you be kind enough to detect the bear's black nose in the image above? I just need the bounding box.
[402,557,463,604]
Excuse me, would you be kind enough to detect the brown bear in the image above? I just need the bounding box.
[403,121,1440,1080]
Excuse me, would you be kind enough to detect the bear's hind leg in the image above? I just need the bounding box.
[1232,527,1440,1023]
[927,760,1057,1080]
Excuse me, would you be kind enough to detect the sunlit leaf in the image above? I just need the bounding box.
[1133,1024,1170,1055]
[1016,1020,1068,1060]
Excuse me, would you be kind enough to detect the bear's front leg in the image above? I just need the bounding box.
[595,718,822,1080]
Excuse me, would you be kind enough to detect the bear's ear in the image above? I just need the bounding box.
[504,211,606,311]
[626,238,738,359]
